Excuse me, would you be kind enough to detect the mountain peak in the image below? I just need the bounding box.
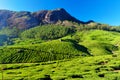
[0,8,87,29]
[55,8,65,10]
[54,8,66,11]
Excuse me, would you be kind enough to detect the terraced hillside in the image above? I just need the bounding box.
[1,54,120,80]
[0,40,89,63]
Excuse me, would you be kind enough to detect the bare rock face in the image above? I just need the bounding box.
[0,10,13,29]
[7,11,39,29]
[32,10,48,24]
[0,10,39,29]
[0,8,92,30]
[33,8,84,24]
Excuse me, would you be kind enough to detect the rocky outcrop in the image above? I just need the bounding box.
[33,8,84,24]
[7,11,39,29]
[0,10,13,29]
[0,8,92,29]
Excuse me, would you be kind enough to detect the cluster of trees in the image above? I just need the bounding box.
[76,23,120,32]
[0,35,8,46]
[20,25,74,40]
[0,27,20,46]
[0,27,20,38]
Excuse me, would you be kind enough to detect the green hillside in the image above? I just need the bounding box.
[0,27,120,63]
[0,40,89,63]
[72,30,120,55]
[0,24,120,79]
[1,54,120,80]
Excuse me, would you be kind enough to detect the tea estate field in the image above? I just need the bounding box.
[0,54,120,80]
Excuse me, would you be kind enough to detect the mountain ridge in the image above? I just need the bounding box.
[0,8,94,29]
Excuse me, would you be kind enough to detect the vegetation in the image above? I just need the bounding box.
[0,40,89,63]
[0,27,19,38]
[0,22,120,79]
[20,25,74,40]
[1,55,120,79]
[72,30,120,55]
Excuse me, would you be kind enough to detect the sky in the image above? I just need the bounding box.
[0,0,120,26]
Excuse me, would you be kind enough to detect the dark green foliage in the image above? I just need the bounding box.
[37,75,52,80]
[98,74,105,77]
[0,27,20,38]
[20,25,74,40]
[0,35,8,45]
[0,27,21,46]
[68,74,83,78]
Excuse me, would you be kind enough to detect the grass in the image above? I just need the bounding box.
[1,54,120,80]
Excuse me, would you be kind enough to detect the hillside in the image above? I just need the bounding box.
[0,8,120,80]
[0,26,120,63]
[1,54,120,80]
[0,40,90,63]
[72,30,120,55]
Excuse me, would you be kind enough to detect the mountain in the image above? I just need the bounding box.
[33,8,85,24]
[0,8,91,29]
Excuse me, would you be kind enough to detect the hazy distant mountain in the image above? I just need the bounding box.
[0,8,93,29]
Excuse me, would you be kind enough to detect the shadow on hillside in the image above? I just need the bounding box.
[73,43,90,55]
[61,39,90,55]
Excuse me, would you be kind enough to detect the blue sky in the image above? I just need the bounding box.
[0,0,120,26]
